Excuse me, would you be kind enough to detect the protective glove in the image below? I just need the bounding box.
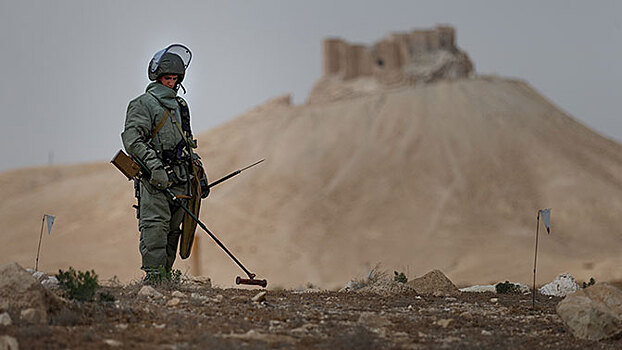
[149,167,170,190]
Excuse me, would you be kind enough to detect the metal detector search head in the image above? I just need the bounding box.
[236,276,268,288]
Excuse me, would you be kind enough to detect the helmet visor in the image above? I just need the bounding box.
[149,44,192,73]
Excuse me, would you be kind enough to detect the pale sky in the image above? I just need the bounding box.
[0,0,620,171]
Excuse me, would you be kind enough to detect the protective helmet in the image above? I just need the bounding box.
[148,44,192,86]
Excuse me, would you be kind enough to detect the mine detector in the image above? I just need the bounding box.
[111,149,267,288]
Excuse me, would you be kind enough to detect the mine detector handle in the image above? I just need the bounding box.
[110,150,267,287]
[208,159,264,189]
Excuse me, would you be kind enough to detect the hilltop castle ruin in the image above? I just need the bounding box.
[308,25,474,104]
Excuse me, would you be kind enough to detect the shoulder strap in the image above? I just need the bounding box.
[150,109,170,140]
[176,97,192,134]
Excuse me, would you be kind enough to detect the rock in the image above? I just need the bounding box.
[33,271,48,282]
[481,330,492,336]
[21,307,47,324]
[153,323,166,329]
[0,312,12,326]
[0,335,18,350]
[0,262,61,316]
[539,273,580,297]
[41,276,60,290]
[490,298,499,303]
[435,318,453,328]
[556,282,622,340]
[166,298,181,307]
[103,339,122,347]
[252,291,267,303]
[357,312,392,328]
[137,285,163,298]
[407,270,459,296]
[171,291,185,298]
[116,323,128,330]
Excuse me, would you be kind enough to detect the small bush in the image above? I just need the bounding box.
[582,277,596,288]
[495,281,521,294]
[56,267,99,302]
[393,271,408,284]
[366,263,387,284]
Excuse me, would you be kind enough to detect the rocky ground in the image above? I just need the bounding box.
[2,277,622,350]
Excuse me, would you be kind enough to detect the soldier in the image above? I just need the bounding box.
[121,44,208,281]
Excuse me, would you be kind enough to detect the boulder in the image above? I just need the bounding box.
[41,276,60,290]
[556,283,622,340]
[0,262,61,319]
[539,273,580,297]
[137,285,163,298]
[407,270,459,296]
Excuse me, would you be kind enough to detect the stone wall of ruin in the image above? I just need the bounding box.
[308,25,474,104]
[321,25,466,81]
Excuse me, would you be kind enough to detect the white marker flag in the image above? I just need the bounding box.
[44,214,56,234]
[539,208,551,234]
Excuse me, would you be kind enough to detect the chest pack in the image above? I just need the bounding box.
[149,96,192,139]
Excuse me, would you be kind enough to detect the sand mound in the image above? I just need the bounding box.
[408,270,459,296]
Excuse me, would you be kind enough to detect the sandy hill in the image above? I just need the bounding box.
[1,76,620,289]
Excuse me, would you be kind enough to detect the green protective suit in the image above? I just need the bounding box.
[121,82,192,273]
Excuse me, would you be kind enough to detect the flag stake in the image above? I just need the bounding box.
[532,211,540,309]
[35,215,45,271]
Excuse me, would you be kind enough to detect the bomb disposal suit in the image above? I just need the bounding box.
[121,44,208,278]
